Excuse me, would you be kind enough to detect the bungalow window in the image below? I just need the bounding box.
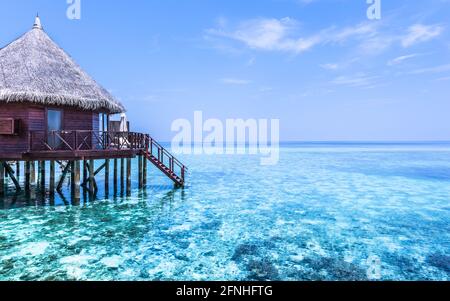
[0,118,20,135]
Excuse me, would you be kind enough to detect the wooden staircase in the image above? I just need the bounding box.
[142,135,187,187]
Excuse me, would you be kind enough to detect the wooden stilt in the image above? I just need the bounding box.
[89,159,95,198]
[126,158,131,196]
[138,155,143,189]
[37,161,41,185]
[105,159,110,197]
[30,161,36,184]
[120,158,124,195]
[113,158,118,195]
[83,160,87,183]
[16,161,20,179]
[3,162,21,192]
[73,160,80,203]
[57,162,71,192]
[25,161,31,195]
[40,161,46,192]
[0,161,4,197]
[49,161,55,197]
[70,161,75,197]
[80,162,105,187]
[143,154,147,187]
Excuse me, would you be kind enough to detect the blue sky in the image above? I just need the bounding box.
[1,0,449,141]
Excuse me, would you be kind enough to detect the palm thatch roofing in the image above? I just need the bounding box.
[0,16,125,114]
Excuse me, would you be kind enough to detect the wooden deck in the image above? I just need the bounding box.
[23,149,140,160]
[0,130,187,187]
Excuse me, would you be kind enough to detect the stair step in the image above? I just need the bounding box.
[143,141,186,186]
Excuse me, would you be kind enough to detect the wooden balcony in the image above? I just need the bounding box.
[25,130,147,160]
[22,130,188,186]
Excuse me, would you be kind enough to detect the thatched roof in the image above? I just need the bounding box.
[0,16,125,114]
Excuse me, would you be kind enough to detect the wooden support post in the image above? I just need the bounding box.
[138,155,143,189]
[37,161,41,184]
[49,161,55,197]
[120,158,124,195]
[0,161,4,197]
[105,159,110,197]
[25,161,31,195]
[3,162,21,192]
[83,160,88,183]
[126,158,131,196]
[30,161,36,184]
[143,154,147,187]
[113,158,118,195]
[89,159,95,199]
[57,162,71,192]
[40,161,46,192]
[73,160,80,203]
[16,161,20,179]
[70,161,75,197]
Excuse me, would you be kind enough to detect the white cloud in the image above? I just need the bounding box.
[206,18,443,56]
[320,63,339,70]
[207,17,321,53]
[206,18,378,54]
[331,73,380,88]
[221,78,252,85]
[319,57,361,71]
[387,53,420,66]
[401,24,443,47]
[409,64,450,75]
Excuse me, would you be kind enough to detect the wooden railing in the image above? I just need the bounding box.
[144,135,188,182]
[29,130,147,152]
[28,130,188,185]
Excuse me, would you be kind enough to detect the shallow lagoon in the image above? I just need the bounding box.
[0,143,449,280]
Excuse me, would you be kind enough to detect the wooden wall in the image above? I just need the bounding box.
[0,104,100,155]
[64,108,98,131]
[0,104,45,153]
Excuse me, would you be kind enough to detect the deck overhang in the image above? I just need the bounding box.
[23,149,141,161]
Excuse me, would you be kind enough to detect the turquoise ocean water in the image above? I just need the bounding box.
[0,143,449,280]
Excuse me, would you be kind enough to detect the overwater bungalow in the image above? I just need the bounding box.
[0,16,186,199]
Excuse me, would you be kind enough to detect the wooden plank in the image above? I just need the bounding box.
[113,158,118,195]
[105,159,110,197]
[30,161,35,184]
[94,162,106,176]
[70,161,75,197]
[49,161,55,196]
[126,158,131,196]
[83,160,87,183]
[0,161,4,196]
[25,161,31,194]
[23,149,139,160]
[120,158,124,195]
[3,162,21,192]
[89,159,95,198]
[73,160,80,202]
[80,162,105,187]
[143,153,147,187]
[138,155,143,189]
[40,161,46,191]
[57,162,71,192]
